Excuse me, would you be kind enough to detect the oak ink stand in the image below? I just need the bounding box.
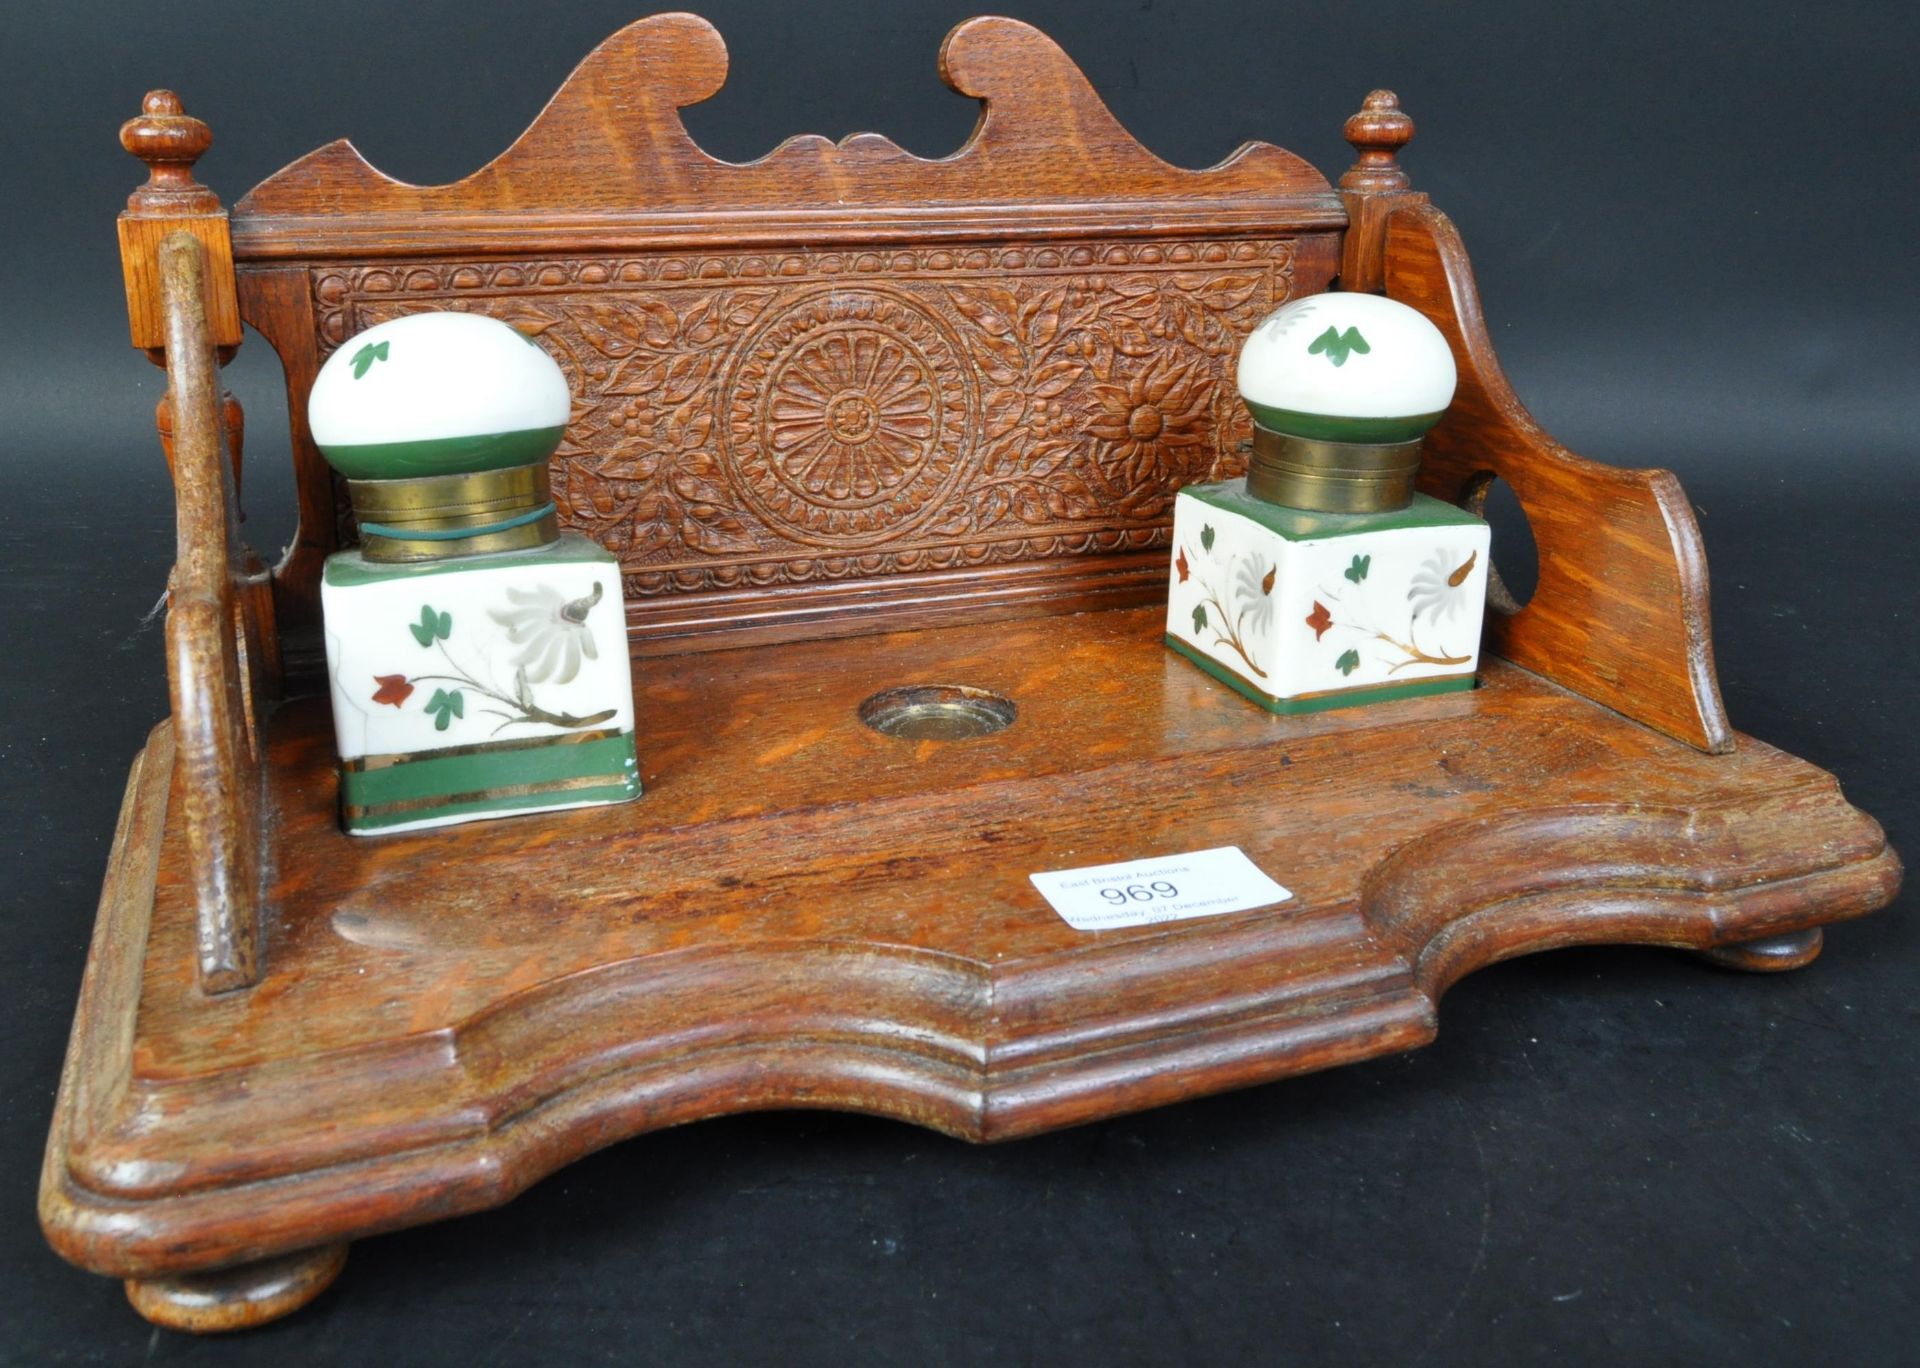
[41,15,1900,1332]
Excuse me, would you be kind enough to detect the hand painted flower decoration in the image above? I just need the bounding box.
[1088,357,1211,485]
[489,582,605,684]
[371,674,414,707]
[1408,549,1479,622]
[1234,557,1278,633]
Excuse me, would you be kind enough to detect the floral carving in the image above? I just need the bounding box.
[313,236,1300,596]
[770,332,932,499]
[1087,356,1212,493]
[723,290,973,546]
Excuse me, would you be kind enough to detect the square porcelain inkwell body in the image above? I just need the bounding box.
[1165,293,1489,714]
[310,312,641,834]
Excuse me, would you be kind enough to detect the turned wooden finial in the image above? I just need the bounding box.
[118,89,241,354]
[121,90,221,213]
[1341,90,1414,193]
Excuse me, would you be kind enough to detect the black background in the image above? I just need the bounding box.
[3,2,1916,1364]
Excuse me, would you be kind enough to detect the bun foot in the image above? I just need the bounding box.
[1697,927,1824,973]
[124,1244,347,1332]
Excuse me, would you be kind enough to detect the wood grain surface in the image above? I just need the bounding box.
[156,235,264,992]
[1390,203,1732,752]
[41,607,1898,1278]
[117,92,241,353]
[230,14,1338,251]
[229,14,1345,651]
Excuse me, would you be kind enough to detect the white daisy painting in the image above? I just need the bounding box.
[1165,487,1490,715]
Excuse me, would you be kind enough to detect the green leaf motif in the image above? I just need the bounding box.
[424,687,465,732]
[1200,524,1216,552]
[1344,553,1371,584]
[1192,604,1209,635]
[1335,649,1361,677]
[409,604,452,647]
[1307,325,1370,368]
[350,339,390,379]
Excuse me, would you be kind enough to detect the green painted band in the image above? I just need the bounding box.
[1165,634,1475,714]
[345,780,641,832]
[1245,403,1444,444]
[341,733,637,808]
[1178,483,1484,543]
[319,425,567,480]
[324,531,617,588]
[358,501,557,542]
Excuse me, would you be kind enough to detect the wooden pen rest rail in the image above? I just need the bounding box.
[43,14,1898,1332]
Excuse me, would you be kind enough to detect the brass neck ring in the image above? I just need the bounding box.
[348,463,558,563]
[1245,425,1424,514]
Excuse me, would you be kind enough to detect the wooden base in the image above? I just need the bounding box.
[124,1245,347,1333]
[40,607,1900,1323]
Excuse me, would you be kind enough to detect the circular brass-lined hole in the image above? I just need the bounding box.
[859,685,1016,741]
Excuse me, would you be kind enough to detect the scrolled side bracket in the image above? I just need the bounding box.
[1383,202,1732,753]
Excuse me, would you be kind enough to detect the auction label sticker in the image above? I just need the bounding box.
[1029,846,1292,932]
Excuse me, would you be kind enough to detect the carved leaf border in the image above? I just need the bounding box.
[313,239,1294,597]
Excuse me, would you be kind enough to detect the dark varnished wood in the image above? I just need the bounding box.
[1698,928,1826,973]
[157,235,265,992]
[1337,90,1425,294]
[124,1244,347,1334]
[45,15,1901,1330]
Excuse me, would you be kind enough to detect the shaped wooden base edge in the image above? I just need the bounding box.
[124,1244,347,1333]
[40,676,1901,1333]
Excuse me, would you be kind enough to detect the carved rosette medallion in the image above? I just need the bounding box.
[310,236,1308,599]
[722,290,974,547]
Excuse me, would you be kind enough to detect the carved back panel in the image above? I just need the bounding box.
[231,14,1346,652]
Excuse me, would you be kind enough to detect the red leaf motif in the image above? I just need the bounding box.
[1176,547,1190,583]
[1306,601,1333,641]
[372,674,414,707]
[1261,565,1277,595]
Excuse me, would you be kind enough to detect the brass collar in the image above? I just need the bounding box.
[348,464,558,563]
[1245,425,1423,514]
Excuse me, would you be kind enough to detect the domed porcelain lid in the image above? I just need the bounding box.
[309,313,571,481]
[1237,294,1456,444]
